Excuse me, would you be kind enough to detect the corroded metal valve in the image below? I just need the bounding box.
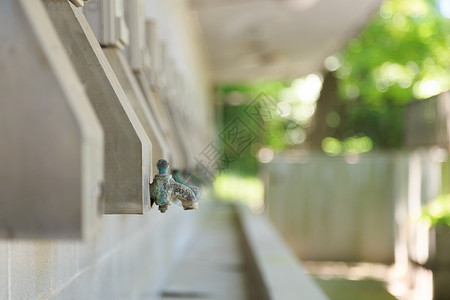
[150,159,198,213]
[172,169,201,199]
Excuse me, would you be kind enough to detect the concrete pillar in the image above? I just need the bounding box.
[44,0,151,214]
[0,0,104,238]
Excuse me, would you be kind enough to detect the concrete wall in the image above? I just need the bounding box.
[263,152,398,263]
[0,210,200,299]
[143,0,215,158]
[0,0,214,298]
[264,149,450,265]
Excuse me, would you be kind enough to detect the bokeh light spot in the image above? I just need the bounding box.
[258,147,274,163]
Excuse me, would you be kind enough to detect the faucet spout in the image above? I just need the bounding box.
[169,180,198,210]
[150,159,198,213]
[172,169,201,199]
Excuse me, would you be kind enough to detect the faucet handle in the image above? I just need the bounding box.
[156,159,169,174]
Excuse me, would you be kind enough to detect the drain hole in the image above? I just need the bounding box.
[161,291,209,298]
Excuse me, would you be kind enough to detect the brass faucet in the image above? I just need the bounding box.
[150,159,198,213]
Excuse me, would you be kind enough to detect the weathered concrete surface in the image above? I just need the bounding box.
[160,203,327,300]
[104,47,169,172]
[134,71,184,168]
[0,207,199,299]
[44,0,151,214]
[159,203,249,300]
[0,0,103,238]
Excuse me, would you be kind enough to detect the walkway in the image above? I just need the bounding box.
[159,203,249,300]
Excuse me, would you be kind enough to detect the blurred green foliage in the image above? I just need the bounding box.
[216,0,450,168]
[335,0,450,147]
[217,82,290,175]
[219,103,262,176]
[321,136,373,156]
[213,173,264,206]
[338,0,450,105]
[337,104,405,148]
[421,193,450,227]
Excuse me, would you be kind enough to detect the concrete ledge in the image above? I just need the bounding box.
[44,0,151,214]
[103,47,169,170]
[235,204,328,300]
[0,0,103,238]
